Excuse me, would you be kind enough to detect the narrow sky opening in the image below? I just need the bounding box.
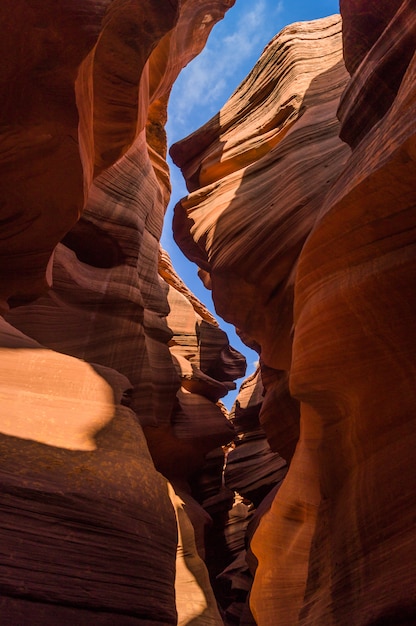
[162,0,341,409]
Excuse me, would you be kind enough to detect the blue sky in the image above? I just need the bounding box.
[161,0,341,409]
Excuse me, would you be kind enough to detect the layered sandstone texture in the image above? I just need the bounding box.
[172,2,416,625]
[0,1,246,624]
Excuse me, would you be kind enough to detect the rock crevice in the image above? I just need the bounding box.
[1,1,415,625]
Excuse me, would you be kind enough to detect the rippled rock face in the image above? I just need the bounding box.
[172,4,416,626]
[2,1,415,623]
[0,1,244,623]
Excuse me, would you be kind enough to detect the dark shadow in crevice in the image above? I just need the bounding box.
[62,217,126,268]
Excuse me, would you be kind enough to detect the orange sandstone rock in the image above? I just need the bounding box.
[0,319,178,623]
[172,5,416,625]
[0,0,243,622]
[0,0,179,303]
[172,15,350,373]
[285,4,416,624]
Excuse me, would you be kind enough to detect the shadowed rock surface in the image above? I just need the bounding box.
[1,1,415,624]
[172,3,416,625]
[0,1,243,623]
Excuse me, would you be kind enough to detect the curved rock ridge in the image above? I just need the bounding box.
[0,0,237,306]
[171,14,345,191]
[182,369,289,625]
[171,11,349,492]
[338,0,416,148]
[172,14,350,371]
[159,248,219,327]
[225,369,287,507]
[0,0,246,623]
[220,370,288,623]
[281,2,416,624]
[172,4,416,626]
[2,1,415,623]
[0,321,178,625]
[0,0,179,304]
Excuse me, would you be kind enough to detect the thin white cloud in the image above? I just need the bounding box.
[168,0,280,139]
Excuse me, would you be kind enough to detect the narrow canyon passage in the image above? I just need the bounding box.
[0,1,415,625]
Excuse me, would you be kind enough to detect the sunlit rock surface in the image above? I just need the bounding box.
[172,15,350,371]
[0,322,178,624]
[172,5,416,626]
[2,0,415,623]
[0,0,245,622]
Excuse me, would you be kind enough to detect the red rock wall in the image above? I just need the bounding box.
[2,1,415,623]
[172,4,416,625]
[0,1,244,623]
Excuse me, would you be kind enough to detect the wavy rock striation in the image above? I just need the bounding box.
[2,1,415,624]
[0,1,245,624]
[172,4,416,625]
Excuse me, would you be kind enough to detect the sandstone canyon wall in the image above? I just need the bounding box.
[0,1,246,624]
[1,1,415,625]
[172,1,416,625]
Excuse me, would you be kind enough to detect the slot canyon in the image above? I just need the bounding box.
[0,1,415,624]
